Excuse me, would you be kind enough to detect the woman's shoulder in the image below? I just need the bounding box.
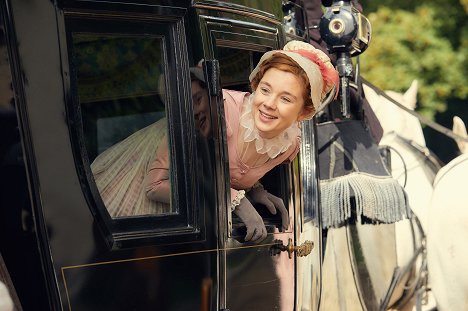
[285,135,302,163]
[222,89,249,137]
[222,89,250,107]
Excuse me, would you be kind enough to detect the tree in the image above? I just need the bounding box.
[358,4,468,119]
[358,0,468,161]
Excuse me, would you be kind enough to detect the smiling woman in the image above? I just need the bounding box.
[220,41,339,243]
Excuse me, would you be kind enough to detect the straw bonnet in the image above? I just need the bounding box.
[249,40,339,118]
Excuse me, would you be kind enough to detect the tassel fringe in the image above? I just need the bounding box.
[320,172,409,229]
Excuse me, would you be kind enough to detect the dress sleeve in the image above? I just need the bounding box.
[145,136,171,204]
[222,89,234,138]
[222,89,250,138]
[230,188,246,211]
[231,188,240,204]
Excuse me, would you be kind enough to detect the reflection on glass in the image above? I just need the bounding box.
[190,63,211,138]
[72,33,173,218]
[217,47,259,91]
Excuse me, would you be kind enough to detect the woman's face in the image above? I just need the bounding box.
[192,80,211,138]
[252,67,306,139]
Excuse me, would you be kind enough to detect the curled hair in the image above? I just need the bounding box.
[250,53,315,117]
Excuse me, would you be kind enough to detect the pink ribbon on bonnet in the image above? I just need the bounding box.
[294,49,340,100]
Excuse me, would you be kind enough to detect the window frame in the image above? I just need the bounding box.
[299,119,321,229]
[63,8,202,249]
[200,16,297,237]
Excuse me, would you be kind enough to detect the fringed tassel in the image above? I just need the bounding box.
[320,172,409,229]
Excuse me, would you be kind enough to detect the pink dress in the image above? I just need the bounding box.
[220,90,301,202]
[146,89,301,204]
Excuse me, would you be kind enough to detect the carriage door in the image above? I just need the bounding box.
[196,3,322,309]
[197,9,291,311]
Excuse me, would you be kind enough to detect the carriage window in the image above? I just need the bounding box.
[217,47,258,91]
[216,45,291,230]
[72,33,173,218]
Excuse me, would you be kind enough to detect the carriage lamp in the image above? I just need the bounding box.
[319,0,371,118]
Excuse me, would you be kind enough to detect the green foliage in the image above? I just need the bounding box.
[357,1,468,119]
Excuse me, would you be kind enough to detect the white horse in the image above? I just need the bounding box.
[427,116,468,311]
[319,82,437,311]
[363,81,440,310]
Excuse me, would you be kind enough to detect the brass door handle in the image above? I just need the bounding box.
[271,238,314,259]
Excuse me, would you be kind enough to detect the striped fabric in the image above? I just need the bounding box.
[91,118,171,217]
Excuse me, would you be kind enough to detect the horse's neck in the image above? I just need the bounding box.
[377,109,426,148]
[381,133,437,183]
[382,135,421,167]
[383,133,435,232]
[434,153,468,187]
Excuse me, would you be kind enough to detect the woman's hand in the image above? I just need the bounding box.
[233,197,268,243]
[247,186,289,231]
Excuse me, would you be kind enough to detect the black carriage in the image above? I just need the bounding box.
[0,1,324,310]
[1,0,432,309]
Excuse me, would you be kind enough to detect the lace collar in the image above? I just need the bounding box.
[239,93,301,159]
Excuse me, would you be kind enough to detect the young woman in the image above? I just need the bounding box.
[92,40,339,242]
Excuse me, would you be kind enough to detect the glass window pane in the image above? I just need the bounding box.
[72,33,174,218]
[217,47,262,91]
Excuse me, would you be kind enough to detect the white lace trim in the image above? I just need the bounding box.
[230,190,246,211]
[240,93,301,159]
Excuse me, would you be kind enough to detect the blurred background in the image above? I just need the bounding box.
[359,0,468,163]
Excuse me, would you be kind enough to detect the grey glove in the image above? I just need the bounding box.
[247,185,289,231]
[233,197,268,243]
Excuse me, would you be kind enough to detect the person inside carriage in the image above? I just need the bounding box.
[91,40,340,243]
